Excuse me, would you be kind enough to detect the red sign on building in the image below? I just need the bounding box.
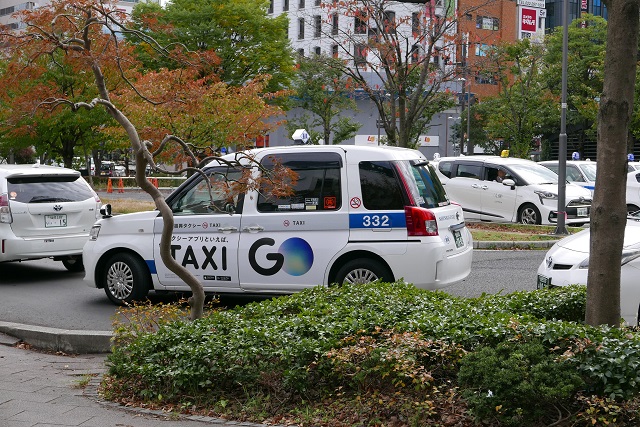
[520,8,537,33]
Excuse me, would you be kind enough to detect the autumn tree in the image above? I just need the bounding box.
[586,0,639,326]
[302,0,471,148]
[0,0,289,320]
[287,54,361,145]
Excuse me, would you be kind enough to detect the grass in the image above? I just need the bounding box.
[100,196,581,242]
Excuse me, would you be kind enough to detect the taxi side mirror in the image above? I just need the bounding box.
[100,203,112,218]
[502,179,516,189]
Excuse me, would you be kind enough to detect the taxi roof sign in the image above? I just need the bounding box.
[291,129,310,144]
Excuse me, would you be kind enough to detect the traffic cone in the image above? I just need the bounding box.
[117,178,124,193]
[107,178,113,193]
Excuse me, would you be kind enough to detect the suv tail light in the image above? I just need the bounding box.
[0,193,12,223]
[405,206,438,236]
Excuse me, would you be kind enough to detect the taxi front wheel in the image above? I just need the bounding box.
[103,253,150,305]
[336,259,393,285]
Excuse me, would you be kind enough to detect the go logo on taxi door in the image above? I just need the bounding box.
[248,237,314,276]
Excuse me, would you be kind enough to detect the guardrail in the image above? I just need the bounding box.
[86,176,187,192]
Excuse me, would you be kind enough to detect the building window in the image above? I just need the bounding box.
[475,73,498,85]
[298,18,305,39]
[315,0,321,5]
[411,12,420,35]
[332,13,338,35]
[332,44,339,57]
[354,43,367,66]
[299,0,305,8]
[355,14,367,34]
[382,11,396,34]
[476,16,499,30]
[314,46,321,55]
[298,48,305,57]
[314,15,322,37]
[475,44,490,57]
[268,0,273,13]
[283,0,289,11]
[410,44,420,63]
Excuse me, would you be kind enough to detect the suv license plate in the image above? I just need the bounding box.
[537,274,550,289]
[453,229,464,248]
[577,207,587,217]
[45,214,67,228]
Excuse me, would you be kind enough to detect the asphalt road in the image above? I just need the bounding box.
[0,250,546,332]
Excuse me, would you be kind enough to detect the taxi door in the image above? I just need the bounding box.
[480,165,518,222]
[238,150,349,292]
[152,167,242,292]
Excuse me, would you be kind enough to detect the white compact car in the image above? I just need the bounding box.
[84,145,473,305]
[539,160,597,195]
[626,170,640,213]
[537,213,640,325]
[433,156,592,225]
[0,164,102,271]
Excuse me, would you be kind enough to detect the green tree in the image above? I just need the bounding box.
[130,0,295,93]
[286,55,361,145]
[474,39,555,159]
[543,14,607,158]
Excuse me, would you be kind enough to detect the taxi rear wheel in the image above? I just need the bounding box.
[103,253,150,305]
[335,259,393,285]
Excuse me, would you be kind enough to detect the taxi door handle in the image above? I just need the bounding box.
[242,225,264,233]
[217,226,238,233]
[472,184,488,190]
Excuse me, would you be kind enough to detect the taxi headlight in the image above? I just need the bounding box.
[578,249,640,269]
[89,225,101,241]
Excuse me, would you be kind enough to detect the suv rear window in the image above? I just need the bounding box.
[7,176,94,203]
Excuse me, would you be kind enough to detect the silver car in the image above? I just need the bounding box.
[0,164,101,271]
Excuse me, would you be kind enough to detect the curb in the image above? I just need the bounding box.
[0,321,112,354]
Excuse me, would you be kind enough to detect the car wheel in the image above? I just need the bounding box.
[62,257,84,272]
[627,204,640,214]
[103,253,150,305]
[335,259,393,285]
[518,203,541,225]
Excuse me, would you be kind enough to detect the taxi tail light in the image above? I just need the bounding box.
[405,206,438,236]
[0,193,12,224]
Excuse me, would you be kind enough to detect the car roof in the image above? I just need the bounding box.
[433,156,538,166]
[0,164,80,178]
[539,160,596,165]
[211,144,427,166]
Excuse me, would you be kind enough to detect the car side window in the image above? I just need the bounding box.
[438,161,453,178]
[171,167,244,215]
[454,164,482,179]
[359,161,407,210]
[485,166,513,183]
[257,152,343,212]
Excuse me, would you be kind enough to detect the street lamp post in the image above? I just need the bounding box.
[554,0,570,235]
[466,77,472,155]
[446,116,459,157]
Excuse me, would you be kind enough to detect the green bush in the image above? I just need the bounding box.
[104,282,640,426]
[458,339,585,426]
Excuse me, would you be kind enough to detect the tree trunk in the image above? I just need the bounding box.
[586,0,639,326]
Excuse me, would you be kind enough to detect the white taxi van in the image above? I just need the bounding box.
[83,145,473,305]
[0,164,102,271]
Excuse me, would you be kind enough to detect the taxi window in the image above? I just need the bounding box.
[455,163,482,179]
[257,152,342,212]
[359,161,407,210]
[171,167,243,215]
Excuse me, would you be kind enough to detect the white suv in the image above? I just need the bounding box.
[0,164,102,271]
[434,156,592,225]
[83,145,473,305]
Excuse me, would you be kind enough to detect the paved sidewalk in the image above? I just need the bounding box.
[0,333,272,427]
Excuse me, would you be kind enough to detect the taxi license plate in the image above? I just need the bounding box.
[453,229,464,248]
[45,214,67,228]
[577,207,587,217]
[537,274,550,289]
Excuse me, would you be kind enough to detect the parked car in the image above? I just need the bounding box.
[537,212,640,325]
[541,161,640,213]
[433,156,592,225]
[539,160,596,195]
[0,164,102,271]
[84,145,473,305]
